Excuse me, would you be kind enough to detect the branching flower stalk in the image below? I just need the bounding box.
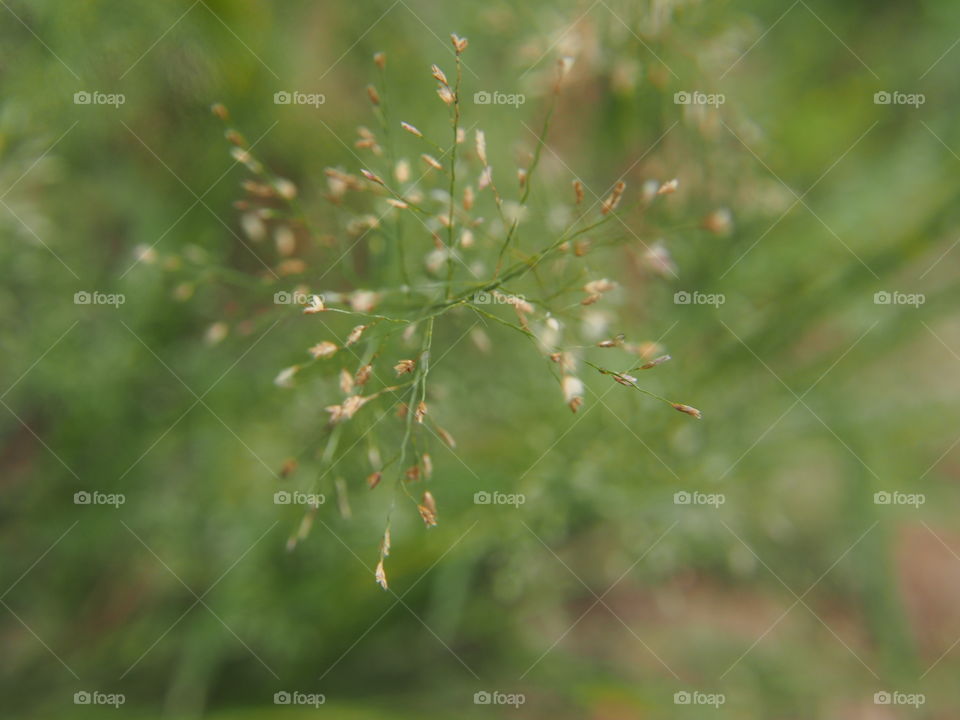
[203,34,700,589]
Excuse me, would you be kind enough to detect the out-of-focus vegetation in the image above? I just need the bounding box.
[3,0,960,717]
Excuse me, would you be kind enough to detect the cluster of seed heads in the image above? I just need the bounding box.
[204,33,699,589]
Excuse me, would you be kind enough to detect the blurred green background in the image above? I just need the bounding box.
[3,0,960,717]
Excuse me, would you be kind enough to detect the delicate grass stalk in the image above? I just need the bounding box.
[444,45,464,300]
[494,59,565,277]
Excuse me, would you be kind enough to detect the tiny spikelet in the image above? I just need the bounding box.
[421,153,443,170]
[573,180,584,204]
[672,403,702,419]
[394,359,416,376]
[401,121,423,138]
[346,325,366,346]
[475,130,488,166]
[657,179,679,195]
[415,401,427,424]
[601,181,626,215]
[437,85,456,105]
[702,208,733,235]
[340,368,354,395]
[375,559,388,589]
[326,395,370,423]
[274,365,299,388]
[584,279,616,295]
[367,471,382,489]
[478,166,493,190]
[437,426,456,448]
[451,33,468,53]
[422,453,433,478]
[418,491,438,527]
[431,64,448,85]
[308,341,338,359]
[562,375,584,413]
[274,177,297,200]
[640,355,671,370]
[361,169,385,185]
[373,51,386,69]
[366,84,380,106]
[355,364,373,386]
[211,103,229,121]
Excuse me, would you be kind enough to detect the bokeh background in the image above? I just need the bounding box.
[3,0,960,717]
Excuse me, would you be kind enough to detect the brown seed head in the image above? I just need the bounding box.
[394,359,416,376]
[401,121,423,138]
[450,33,468,53]
[672,403,702,419]
[601,181,626,215]
[573,180,584,204]
[431,64,448,85]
